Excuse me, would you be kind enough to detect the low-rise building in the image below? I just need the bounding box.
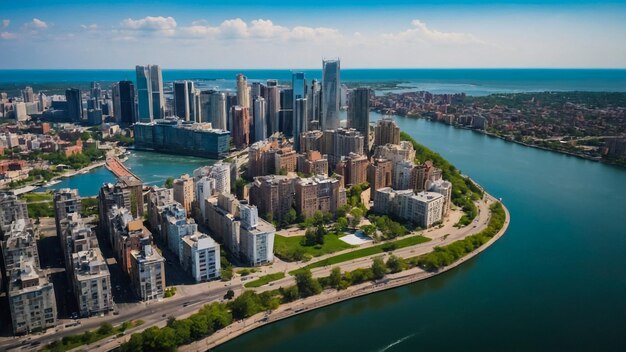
[373,188,444,228]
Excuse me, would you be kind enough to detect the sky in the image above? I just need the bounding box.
[1,0,626,69]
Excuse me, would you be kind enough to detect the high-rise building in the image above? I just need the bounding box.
[236,74,250,109]
[135,65,153,122]
[199,90,227,129]
[322,59,340,130]
[65,88,83,122]
[149,65,165,119]
[253,97,267,142]
[173,174,194,215]
[22,86,35,103]
[292,72,306,116]
[335,152,369,187]
[130,239,165,302]
[53,188,82,237]
[374,117,401,147]
[294,175,346,219]
[181,232,220,282]
[173,81,196,121]
[348,88,371,153]
[368,158,393,200]
[294,98,308,152]
[249,175,296,222]
[7,260,57,335]
[0,193,29,237]
[279,88,293,136]
[266,80,280,135]
[117,81,136,125]
[231,106,250,149]
[71,248,113,317]
[90,81,102,102]
[307,79,321,130]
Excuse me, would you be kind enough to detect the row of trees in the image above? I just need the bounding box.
[414,202,505,271]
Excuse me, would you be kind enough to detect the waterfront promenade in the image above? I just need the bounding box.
[105,157,141,181]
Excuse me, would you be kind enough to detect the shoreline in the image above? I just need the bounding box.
[179,194,510,352]
[384,112,626,168]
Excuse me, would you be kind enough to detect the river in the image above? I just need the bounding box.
[215,112,626,351]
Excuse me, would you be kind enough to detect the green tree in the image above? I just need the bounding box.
[295,269,322,297]
[371,257,387,280]
[80,131,92,141]
[279,285,299,303]
[123,333,144,352]
[335,217,348,232]
[97,322,114,335]
[350,208,363,228]
[386,255,406,273]
[164,177,174,189]
[229,291,261,320]
[329,267,342,289]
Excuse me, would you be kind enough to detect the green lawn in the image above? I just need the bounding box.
[20,191,53,203]
[244,272,286,288]
[291,235,431,274]
[274,234,354,261]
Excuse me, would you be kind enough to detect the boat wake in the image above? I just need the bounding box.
[376,333,415,352]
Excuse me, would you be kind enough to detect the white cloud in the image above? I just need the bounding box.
[81,24,98,30]
[30,18,48,29]
[383,19,485,45]
[120,16,176,36]
[2,19,9,28]
[1,31,16,40]
[178,18,340,42]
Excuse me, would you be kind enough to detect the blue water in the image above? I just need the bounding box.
[2,69,626,96]
[40,150,213,196]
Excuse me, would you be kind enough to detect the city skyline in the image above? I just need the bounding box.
[1,0,626,69]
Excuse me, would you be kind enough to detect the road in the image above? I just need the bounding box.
[2,284,242,351]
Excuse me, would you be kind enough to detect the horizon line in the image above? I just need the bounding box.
[1,67,626,71]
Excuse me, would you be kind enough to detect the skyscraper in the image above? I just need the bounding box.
[236,74,250,109]
[65,88,83,122]
[266,80,280,135]
[294,98,308,152]
[280,88,293,136]
[348,87,371,153]
[199,90,227,129]
[22,86,35,103]
[231,106,250,149]
[253,97,267,142]
[173,81,196,121]
[322,59,341,130]
[135,65,153,122]
[308,79,321,129]
[292,72,306,114]
[118,81,136,125]
[149,65,164,119]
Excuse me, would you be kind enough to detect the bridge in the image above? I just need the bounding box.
[105,157,142,182]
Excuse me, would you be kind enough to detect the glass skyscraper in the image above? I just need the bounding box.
[322,59,340,130]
